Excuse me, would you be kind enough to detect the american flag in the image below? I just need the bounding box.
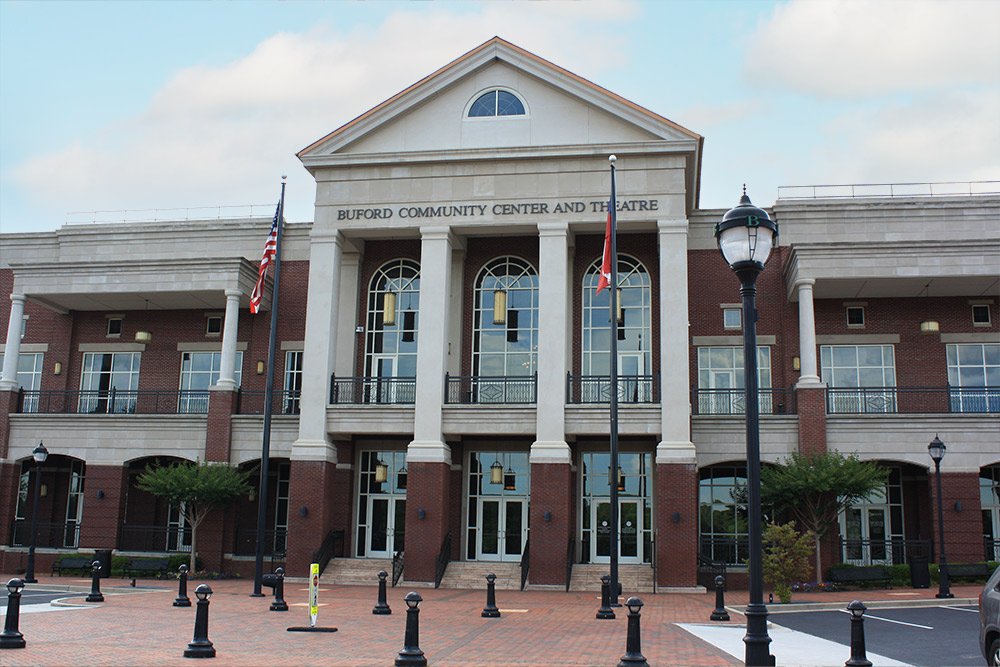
[249,206,280,313]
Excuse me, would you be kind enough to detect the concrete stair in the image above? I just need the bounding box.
[319,558,393,586]
[566,563,656,594]
[438,561,524,590]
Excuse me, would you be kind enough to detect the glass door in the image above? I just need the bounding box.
[590,500,643,564]
[167,502,192,552]
[477,498,527,561]
[618,353,645,402]
[367,496,405,558]
[370,355,396,404]
[841,506,889,565]
[357,450,407,559]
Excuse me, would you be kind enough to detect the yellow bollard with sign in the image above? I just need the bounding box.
[287,562,338,633]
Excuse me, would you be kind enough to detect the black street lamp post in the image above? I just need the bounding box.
[928,435,953,599]
[24,442,49,584]
[715,190,778,667]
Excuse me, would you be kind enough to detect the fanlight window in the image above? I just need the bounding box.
[582,254,651,375]
[365,259,420,380]
[469,90,526,117]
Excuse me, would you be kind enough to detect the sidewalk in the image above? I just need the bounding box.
[0,574,984,667]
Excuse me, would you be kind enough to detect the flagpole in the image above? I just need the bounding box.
[608,155,620,607]
[252,176,286,596]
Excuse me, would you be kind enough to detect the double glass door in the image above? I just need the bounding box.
[842,505,889,565]
[366,496,405,558]
[591,500,643,564]
[476,498,527,561]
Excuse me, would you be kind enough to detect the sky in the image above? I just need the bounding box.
[1,0,998,234]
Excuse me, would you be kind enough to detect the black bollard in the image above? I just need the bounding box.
[596,574,616,619]
[373,570,392,615]
[184,584,216,659]
[0,578,26,649]
[845,600,873,667]
[394,592,426,667]
[86,560,105,603]
[710,574,730,621]
[174,564,191,607]
[482,572,501,618]
[270,567,288,612]
[617,596,649,667]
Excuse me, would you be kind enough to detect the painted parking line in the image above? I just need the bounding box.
[942,605,978,613]
[837,608,932,629]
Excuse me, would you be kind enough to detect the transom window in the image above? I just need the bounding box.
[468,89,525,117]
[474,257,538,382]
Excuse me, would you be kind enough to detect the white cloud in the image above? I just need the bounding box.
[9,1,637,226]
[744,0,1000,98]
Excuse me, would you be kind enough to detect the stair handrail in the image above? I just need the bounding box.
[311,529,343,576]
[651,530,657,595]
[434,532,453,589]
[519,537,530,591]
[391,549,404,587]
[564,535,575,592]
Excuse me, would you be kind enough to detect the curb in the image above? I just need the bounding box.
[726,596,978,614]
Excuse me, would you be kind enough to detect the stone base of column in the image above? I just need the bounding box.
[402,461,452,583]
[655,462,698,588]
[529,462,572,585]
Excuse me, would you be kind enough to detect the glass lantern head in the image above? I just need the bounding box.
[928,435,946,462]
[715,192,778,268]
[195,584,213,601]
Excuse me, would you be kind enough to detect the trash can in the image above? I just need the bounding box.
[94,549,113,578]
[909,556,930,589]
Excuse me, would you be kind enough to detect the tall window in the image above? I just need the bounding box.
[364,259,419,403]
[839,466,904,565]
[821,345,896,413]
[64,460,85,548]
[80,352,141,413]
[947,343,1000,413]
[699,464,748,565]
[473,257,538,402]
[982,465,1000,561]
[178,351,243,413]
[0,351,43,412]
[697,347,772,415]
[468,89,525,117]
[580,451,652,564]
[581,255,652,401]
[283,351,303,414]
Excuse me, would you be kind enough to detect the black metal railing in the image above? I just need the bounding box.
[519,538,530,591]
[445,373,537,404]
[19,389,215,415]
[117,525,192,552]
[985,537,1000,562]
[10,520,81,549]
[838,537,931,566]
[650,531,657,595]
[232,528,288,557]
[329,375,417,405]
[311,529,345,576]
[392,550,405,587]
[235,390,301,415]
[566,374,660,404]
[699,536,748,567]
[564,536,575,592]
[434,532,453,589]
[827,386,1000,414]
[692,388,795,415]
[697,552,727,590]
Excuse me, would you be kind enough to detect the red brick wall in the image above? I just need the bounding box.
[403,461,451,583]
[0,389,17,459]
[795,387,827,455]
[929,470,984,564]
[78,465,127,550]
[0,461,19,551]
[285,459,343,577]
[204,390,236,462]
[655,462,698,587]
[529,462,572,585]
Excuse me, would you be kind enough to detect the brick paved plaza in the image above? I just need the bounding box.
[1,575,985,666]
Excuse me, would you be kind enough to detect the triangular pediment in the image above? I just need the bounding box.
[298,38,701,161]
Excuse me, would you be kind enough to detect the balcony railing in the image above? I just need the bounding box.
[232,528,287,557]
[20,389,212,415]
[566,374,660,404]
[699,536,748,567]
[329,375,416,405]
[827,386,1000,415]
[445,373,536,404]
[838,537,931,566]
[236,390,301,415]
[986,537,1000,562]
[10,520,81,549]
[118,525,192,552]
[692,388,795,415]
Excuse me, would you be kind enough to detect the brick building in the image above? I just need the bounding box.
[1,38,998,588]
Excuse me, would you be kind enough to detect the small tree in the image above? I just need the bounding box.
[761,451,888,579]
[137,461,253,572]
[762,521,814,603]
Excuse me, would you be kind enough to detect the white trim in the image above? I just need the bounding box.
[0,343,48,353]
[78,342,146,352]
[816,334,899,345]
[176,341,248,352]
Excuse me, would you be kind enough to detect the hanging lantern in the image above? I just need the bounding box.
[490,459,504,485]
[493,290,507,326]
[375,459,389,483]
[383,292,397,326]
[618,466,626,492]
[616,288,623,324]
[503,466,517,491]
[397,466,407,490]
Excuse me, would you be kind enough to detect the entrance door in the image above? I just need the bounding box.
[477,498,527,561]
[367,496,406,558]
[618,353,645,402]
[370,355,396,403]
[167,503,192,552]
[591,499,643,564]
[842,506,889,565]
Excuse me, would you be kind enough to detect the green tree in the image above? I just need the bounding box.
[137,461,253,572]
[762,521,814,603]
[761,451,888,579]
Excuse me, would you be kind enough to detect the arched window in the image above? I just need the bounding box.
[581,254,652,401]
[468,89,526,117]
[365,260,419,401]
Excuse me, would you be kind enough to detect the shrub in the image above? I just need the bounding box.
[762,521,814,603]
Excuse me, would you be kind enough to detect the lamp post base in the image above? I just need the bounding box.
[743,603,775,666]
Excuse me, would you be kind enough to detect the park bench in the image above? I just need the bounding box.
[52,557,95,576]
[945,562,993,582]
[122,557,170,583]
[829,565,891,588]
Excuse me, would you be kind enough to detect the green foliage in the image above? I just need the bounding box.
[111,555,131,576]
[888,564,911,588]
[762,521,814,603]
[167,553,202,573]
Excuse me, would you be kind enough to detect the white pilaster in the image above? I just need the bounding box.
[794,278,823,387]
[214,289,242,390]
[656,220,696,465]
[292,230,343,462]
[409,226,453,465]
[0,293,26,391]
[532,222,571,464]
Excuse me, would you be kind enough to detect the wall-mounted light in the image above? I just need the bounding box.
[920,320,940,335]
[418,509,426,520]
[299,506,308,517]
[672,511,681,523]
[257,361,265,375]
[543,511,552,522]
[40,484,48,498]
[493,290,507,325]
[53,362,62,375]
[383,292,397,326]
[954,501,963,512]
[490,459,504,485]
[792,356,801,371]
[355,325,365,334]
[374,459,389,484]
[134,331,152,344]
[97,490,105,499]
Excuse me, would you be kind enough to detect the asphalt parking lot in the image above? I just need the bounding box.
[772,605,982,667]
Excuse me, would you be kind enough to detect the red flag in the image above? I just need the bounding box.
[249,207,279,313]
[596,210,612,294]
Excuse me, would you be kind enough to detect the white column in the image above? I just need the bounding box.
[656,220,696,464]
[0,293,26,391]
[408,226,453,465]
[292,230,343,462]
[532,222,571,464]
[794,278,822,386]
[214,289,242,390]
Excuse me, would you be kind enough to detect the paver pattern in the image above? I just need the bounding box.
[0,574,984,667]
